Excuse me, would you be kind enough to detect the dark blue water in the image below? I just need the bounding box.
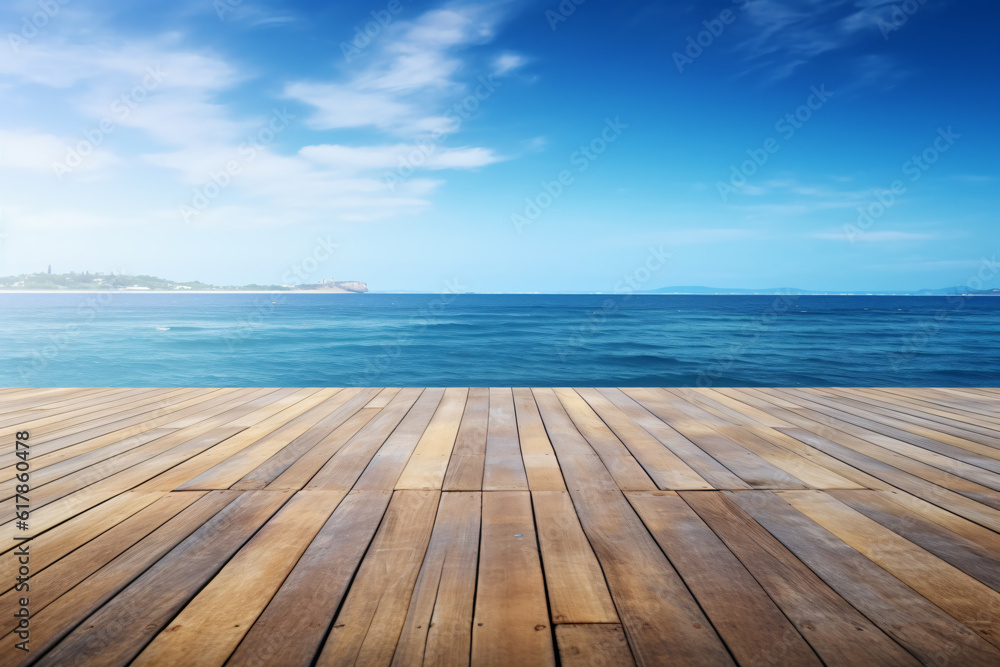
[1,293,997,387]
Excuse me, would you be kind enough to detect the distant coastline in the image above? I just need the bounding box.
[5,290,999,296]
[2,272,997,296]
[0,271,368,293]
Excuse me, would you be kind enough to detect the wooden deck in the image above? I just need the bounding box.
[2,387,1000,666]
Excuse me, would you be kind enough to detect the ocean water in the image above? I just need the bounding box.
[1,293,998,387]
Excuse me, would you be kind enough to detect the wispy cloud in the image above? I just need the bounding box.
[299,144,505,171]
[285,1,513,135]
[0,0,522,230]
[731,0,926,83]
[493,53,528,75]
[813,230,939,242]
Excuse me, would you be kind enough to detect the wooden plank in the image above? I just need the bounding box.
[771,388,1000,466]
[19,387,251,456]
[442,387,489,491]
[830,489,1000,591]
[777,427,1000,532]
[482,388,529,490]
[366,387,398,408]
[797,387,1000,451]
[781,490,1000,647]
[627,491,822,666]
[532,388,734,667]
[15,491,243,661]
[471,490,555,667]
[0,388,178,436]
[225,490,393,667]
[882,388,1000,425]
[7,389,206,443]
[723,389,1000,505]
[625,388,809,489]
[513,387,566,491]
[0,427,245,549]
[228,387,380,490]
[553,388,657,491]
[157,387,283,429]
[681,490,919,666]
[136,388,336,491]
[0,491,166,581]
[597,388,750,489]
[0,387,261,469]
[351,388,445,492]
[133,490,347,667]
[532,491,618,624]
[824,388,1000,439]
[395,387,468,489]
[732,423,892,490]
[4,388,269,488]
[175,388,359,490]
[661,387,763,426]
[32,490,292,667]
[791,389,1000,465]
[0,387,114,411]
[726,389,998,500]
[555,625,636,667]
[728,490,1000,665]
[714,424,865,489]
[0,494,195,624]
[576,387,710,490]
[0,492,199,633]
[0,389,138,427]
[0,388,101,415]
[264,407,381,490]
[694,387,795,427]
[860,487,1000,558]
[0,428,178,502]
[392,491,481,667]
[316,490,440,667]
[303,388,425,491]
[5,386,1000,664]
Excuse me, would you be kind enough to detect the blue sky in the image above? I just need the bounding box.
[0,0,997,292]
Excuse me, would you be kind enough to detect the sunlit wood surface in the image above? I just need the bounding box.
[2,386,1000,666]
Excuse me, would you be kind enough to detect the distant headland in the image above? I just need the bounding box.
[0,271,368,293]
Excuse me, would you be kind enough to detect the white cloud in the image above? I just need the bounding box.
[493,53,527,75]
[284,82,427,132]
[286,1,512,135]
[0,0,518,234]
[0,129,117,173]
[0,40,240,90]
[299,143,504,172]
[732,0,923,83]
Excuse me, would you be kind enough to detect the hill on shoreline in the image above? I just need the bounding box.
[0,272,368,293]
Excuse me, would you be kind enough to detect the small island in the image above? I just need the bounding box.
[0,270,368,293]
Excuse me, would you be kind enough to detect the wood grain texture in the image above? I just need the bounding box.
[2,387,999,666]
[471,490,555,666]
[392,491,481,667]
[555,624,636,667]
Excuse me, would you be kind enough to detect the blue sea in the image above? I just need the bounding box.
[1,293,998,387]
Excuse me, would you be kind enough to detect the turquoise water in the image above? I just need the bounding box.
[1,293,997,387]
